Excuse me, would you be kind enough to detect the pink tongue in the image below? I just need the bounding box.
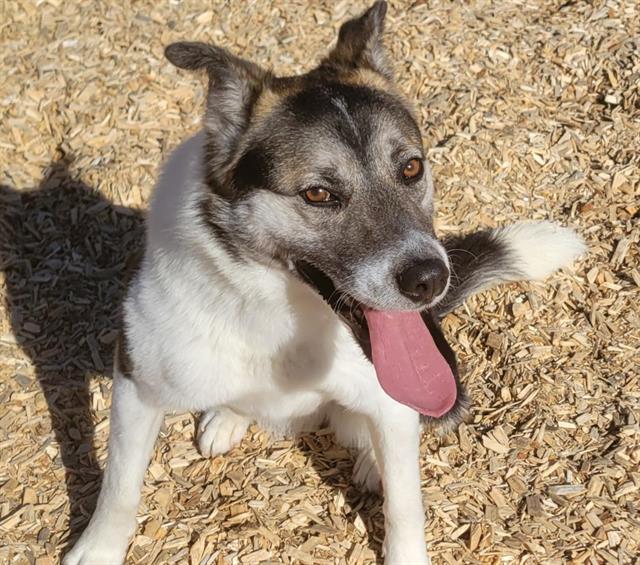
[363,309,457,417]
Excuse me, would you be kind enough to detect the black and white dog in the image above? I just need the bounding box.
[65,2,585,563]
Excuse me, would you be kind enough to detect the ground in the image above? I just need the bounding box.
[0,0,639,564]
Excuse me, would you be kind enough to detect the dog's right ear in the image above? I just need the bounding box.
[165,42,270,185]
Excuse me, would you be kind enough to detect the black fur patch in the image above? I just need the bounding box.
[435,229,518,317]
[284,82,419,157]
[115,329,134,379]
[288,82,381,118]
[232,144,271,196]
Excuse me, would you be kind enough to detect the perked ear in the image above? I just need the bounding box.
[165,42,269,183]
[323,1,392,79]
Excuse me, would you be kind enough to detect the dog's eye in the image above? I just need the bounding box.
[402,158,423,182]
[302,187,338,206]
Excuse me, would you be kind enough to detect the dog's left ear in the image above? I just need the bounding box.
[165,42,270,187]
[323,1,392,79]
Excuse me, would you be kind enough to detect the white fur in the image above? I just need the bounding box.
[64,133,430,565]
[497,221,587,281]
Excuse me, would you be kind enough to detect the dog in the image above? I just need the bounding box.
[63,2,585,563]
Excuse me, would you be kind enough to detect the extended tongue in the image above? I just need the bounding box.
[363,309,457,417]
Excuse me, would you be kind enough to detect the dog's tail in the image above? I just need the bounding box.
[434,221,587,318]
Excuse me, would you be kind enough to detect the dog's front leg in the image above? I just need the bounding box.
[369,403,430,565]
[63,374,164,565]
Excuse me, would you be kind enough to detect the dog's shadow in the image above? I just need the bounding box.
[0,158,384,559]
[299,433,385,561]
[0,158,145,549]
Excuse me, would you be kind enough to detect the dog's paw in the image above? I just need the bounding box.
[384,555,431,565]
[383,543,431,565]
[383,548,431,565]
[498,221,587,280]
[353,447,382,492]
[63,519,133,565]
[384,557,431,565]
[197,408,250,458]
[63,543,127,565]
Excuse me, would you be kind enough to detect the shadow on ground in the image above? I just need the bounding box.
[299,435,385,562]
[0,159,145,549]
[0,159,385,559]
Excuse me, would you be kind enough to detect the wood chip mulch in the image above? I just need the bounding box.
[1,1,638,564]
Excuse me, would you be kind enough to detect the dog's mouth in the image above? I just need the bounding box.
[294,260,458,418]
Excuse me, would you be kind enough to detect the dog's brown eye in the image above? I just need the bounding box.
[402,158,423,181]
[302,187,337,205]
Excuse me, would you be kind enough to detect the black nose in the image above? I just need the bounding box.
[396,258,449,304]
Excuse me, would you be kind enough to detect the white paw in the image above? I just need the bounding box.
[498,221,587,280]
[383,547,431,565]
[384,551,431,565]
[63,518,133,565]
[353,447,382,492]
[197,408,250,458]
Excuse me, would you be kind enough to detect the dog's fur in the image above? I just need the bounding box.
[64,3,586,564]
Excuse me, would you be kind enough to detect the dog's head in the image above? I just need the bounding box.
[166,1,449,314]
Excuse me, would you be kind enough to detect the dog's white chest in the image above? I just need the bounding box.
[126,255,366,422]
